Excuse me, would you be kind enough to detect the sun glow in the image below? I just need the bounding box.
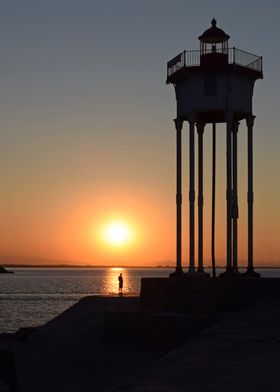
[103,221,132,246]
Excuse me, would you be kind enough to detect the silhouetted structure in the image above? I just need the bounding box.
[167,20,263,277]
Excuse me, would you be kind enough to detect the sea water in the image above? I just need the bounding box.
[0,267,167,333]
[0,267,279,333]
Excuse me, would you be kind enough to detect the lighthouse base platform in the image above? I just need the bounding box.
[140,277,280,314]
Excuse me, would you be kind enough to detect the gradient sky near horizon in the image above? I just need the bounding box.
[0,0,279,266]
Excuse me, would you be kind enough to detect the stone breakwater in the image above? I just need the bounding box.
[1,293,280,391]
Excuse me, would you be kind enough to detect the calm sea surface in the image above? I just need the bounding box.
[0,267,279,333]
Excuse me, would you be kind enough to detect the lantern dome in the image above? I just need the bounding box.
[199,19,230,43]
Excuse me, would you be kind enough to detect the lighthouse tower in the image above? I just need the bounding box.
[167,20,263,277]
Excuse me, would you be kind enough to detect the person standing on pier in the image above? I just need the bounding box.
[118,273,123,295]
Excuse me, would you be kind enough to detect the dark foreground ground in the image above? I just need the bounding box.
[1,295,280,391]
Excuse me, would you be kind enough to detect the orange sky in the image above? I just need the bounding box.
[1,2,280,267]
[1,123,280,267]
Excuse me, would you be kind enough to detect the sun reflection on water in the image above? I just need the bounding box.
[101,268,131,295]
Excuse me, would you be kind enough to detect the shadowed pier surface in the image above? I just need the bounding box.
[113,299,280,392]
[1,293,280,391]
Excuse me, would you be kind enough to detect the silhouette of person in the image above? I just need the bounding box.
[118,273,123,294]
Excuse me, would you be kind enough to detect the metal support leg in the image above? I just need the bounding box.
[187,116,196,275]
[245,115,260,277]
[232,121,240,274]
[197,122,206,274]
[225,112,233,274]
[211,123,216,278]
[170,118,184,277]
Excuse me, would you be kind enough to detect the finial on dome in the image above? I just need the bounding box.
[211,18,217,27]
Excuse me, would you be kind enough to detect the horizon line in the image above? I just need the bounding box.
[2,264,280,269]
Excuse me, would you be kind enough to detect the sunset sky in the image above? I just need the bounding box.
[1,0,279,266]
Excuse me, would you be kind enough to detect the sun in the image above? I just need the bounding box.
[104,221,132,246]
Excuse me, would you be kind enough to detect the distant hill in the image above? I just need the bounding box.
[0,255,172,268]
[0,255,76,266]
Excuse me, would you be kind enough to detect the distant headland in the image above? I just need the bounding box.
[0,256,279,269]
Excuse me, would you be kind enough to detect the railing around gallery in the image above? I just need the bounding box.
[167,47,263,79]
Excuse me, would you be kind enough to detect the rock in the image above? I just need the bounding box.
[0,267,14,274]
